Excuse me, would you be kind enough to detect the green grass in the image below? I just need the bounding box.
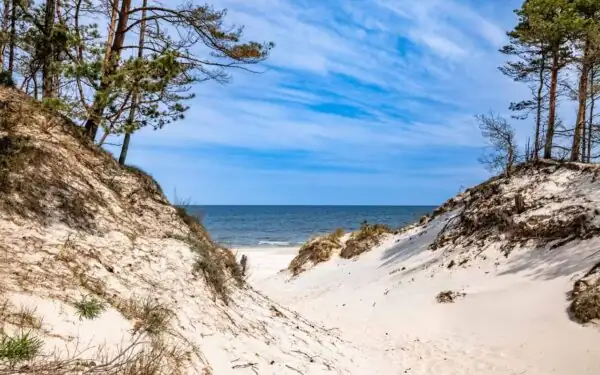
[74,295,105,320]
[0,331,43,365]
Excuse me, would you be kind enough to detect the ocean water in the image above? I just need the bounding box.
[184,206,435,248]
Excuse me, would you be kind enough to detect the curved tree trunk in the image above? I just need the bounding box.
[84,0,132,140]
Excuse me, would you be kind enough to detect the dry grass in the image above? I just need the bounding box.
[436,290,466,304]
[570,262,600,323]
[123,164,165,198]
[172,203,244,301]
[118,297,173,336]
[288,230,345,276]
[0,332,190,374]
[340,222,392,259]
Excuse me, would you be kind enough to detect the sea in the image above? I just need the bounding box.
[184,206,435,248]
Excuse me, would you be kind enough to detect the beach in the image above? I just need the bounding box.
[239,218,600,375]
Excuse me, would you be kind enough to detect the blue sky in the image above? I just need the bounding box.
[107,0,533,205]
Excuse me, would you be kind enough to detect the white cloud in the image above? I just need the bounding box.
[118,0,539,203]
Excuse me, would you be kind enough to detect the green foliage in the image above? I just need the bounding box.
[0,331,43,365]
[0,72,14,87]
[74,295,105,320]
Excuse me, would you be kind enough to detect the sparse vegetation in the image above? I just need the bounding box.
[172,201,243,301]
[74,295,105,321]
[340,222,392,259]
[570,262,600,323]
[0,72,13,88]
[119,297,173,336]
[289,223,392,275]
[436,291,466,304]
[0,331,43,366]
[11,306,42,330]
[289,231,345,276]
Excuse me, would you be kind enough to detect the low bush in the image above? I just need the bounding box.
[340,222,391,259]
[74,295,105,320]
[0,331,43,366]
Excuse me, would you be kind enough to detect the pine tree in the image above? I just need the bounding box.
[570,0,600,161]
[83,1,274,141]
[499,24,550,159]
[513,0,581,159]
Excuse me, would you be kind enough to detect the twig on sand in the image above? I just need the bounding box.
[292,349,317,362]
[285,364,304,374]
[232,362,258,374]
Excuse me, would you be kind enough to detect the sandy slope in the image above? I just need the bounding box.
[241,209,600,375]
[0,88,385,375]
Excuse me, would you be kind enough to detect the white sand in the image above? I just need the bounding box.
[239,215,600,375]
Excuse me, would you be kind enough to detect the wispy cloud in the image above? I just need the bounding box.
[116,0,532,204]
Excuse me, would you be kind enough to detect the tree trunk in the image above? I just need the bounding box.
[8,0,15,75]
[104,0,119,70]
[42,0,56,98]
[571,39,591,162]
[544,48,559,159]
[84,0,132,140]
[119,0,147,165]
[118,132,131,165]
[534,47,546,160]
[588,67,596,163]
[0,0,10,69]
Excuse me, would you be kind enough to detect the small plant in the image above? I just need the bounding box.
[0,331,43,365]
[13,306,42,329]
[74,295,105,320]
[124,297,172,336]
[0,71,14,88]
[332,227,345,239]
[436,290,466,304]
[339,221,392,259]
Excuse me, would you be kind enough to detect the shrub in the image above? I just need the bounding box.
[288,231,344,275]
[436,290,466,303]
[121,297,173,336]
[571,291,600,323]
[0,331,43,365]
[570,262,600,323]
[0,72,14,88]
[74,295,105,320]
[340,221,391,259]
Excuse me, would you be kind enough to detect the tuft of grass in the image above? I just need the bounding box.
[74,295,105,320]
[123,164,165,197]
[332,227,345,239]
[339,221,392,259]
[289,230,345,275]
[0,331,43,365]
[435,290,466,303]
[12,306,42,329]
[122,297,173,336]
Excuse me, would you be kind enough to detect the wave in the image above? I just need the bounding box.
[257,240,295,247]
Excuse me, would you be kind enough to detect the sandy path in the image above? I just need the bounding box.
[239,232,600,375]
